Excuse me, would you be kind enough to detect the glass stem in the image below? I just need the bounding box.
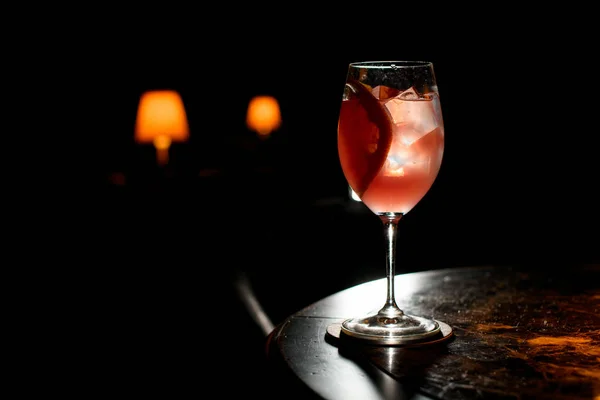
[378,213,404,317]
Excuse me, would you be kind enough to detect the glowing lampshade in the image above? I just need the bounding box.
[246,95,281,138]
[134,90,190,166]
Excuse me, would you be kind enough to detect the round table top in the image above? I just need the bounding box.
[266,264,600,400]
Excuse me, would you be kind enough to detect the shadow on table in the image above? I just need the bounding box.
[324,329,452,400]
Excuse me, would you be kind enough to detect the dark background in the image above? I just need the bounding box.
[35,11,599,398]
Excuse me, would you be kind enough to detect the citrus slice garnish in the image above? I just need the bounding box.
[338,79,394,197]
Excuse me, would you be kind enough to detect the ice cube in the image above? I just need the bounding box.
[384,142,412,176]
[398,87,419,100]
[383,90,440,144]
[371,85,400,100]
[394,122,425,146]
[383,126,442,177]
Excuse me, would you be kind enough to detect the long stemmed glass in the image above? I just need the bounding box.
[337,61,445,345]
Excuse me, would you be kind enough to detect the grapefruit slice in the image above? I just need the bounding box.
[338,79,394,197]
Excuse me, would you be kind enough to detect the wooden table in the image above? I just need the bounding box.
[265,264,600,400]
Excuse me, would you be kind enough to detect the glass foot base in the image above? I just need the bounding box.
[340,313,442,345]
[327,319,453,347]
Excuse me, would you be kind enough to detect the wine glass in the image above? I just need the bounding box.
[337,61,445,345]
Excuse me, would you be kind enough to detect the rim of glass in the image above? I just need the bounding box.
[349,60,432,68]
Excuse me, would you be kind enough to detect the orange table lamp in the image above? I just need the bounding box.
[135,90,190,166]
[246,95,281,139]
